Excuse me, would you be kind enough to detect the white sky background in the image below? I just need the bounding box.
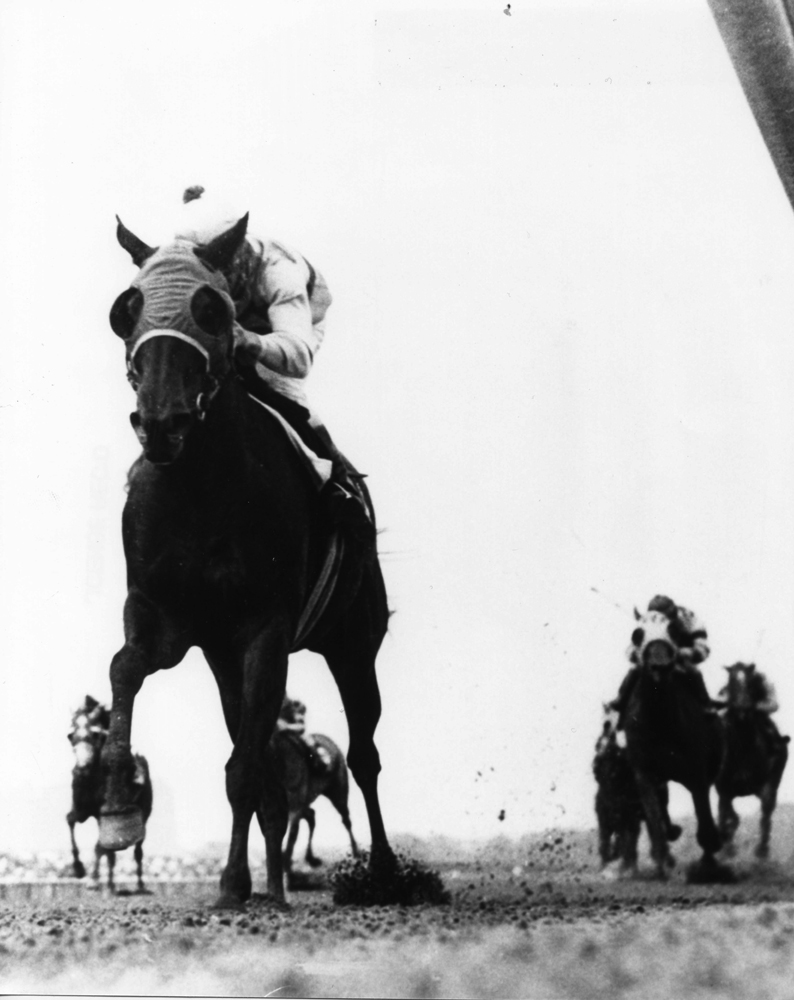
[1,0,794,860]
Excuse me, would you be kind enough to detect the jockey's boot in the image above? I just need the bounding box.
[324,464,376,544]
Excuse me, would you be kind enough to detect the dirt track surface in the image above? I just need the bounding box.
[3,822,794,998]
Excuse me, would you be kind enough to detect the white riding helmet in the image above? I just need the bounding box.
[175,186,246,245]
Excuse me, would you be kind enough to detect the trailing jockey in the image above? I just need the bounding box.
[609,594,720,728]
[720,662,785,756]
[173,186,373,542]
[277,695,332,776]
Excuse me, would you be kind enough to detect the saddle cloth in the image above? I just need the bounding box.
[248,393,332,487]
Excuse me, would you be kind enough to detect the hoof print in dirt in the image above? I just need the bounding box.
[685,856,737,885]
[330,851,450,906]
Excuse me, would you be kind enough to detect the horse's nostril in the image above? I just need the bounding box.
[130,412,142,430]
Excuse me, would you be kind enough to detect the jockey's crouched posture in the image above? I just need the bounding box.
[609,594,720,727]
[177,186,373,543]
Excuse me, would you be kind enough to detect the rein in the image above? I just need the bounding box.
[127,329,222,420]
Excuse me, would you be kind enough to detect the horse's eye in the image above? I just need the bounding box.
[631,628,644,647]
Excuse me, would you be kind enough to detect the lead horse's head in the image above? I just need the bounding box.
[109,213,249,464]
[630,610,680,672]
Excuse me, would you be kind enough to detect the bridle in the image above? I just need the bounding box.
[126,329,223,421]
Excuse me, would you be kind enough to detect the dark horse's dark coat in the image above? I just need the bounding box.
[100,217,393,905]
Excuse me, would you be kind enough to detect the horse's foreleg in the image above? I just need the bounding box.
[718,794,739,856]
[757,783,778,859]
[692,783,721,857]
[134,840,146,890]
[91,843,104,888]
[634,773,670,877]
[67,813,85,878]
[102,595,189,850]
[219,624,289,906]
[106,850,116,893]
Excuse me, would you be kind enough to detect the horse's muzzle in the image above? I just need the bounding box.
[131,412,194,464]
[643,639,677,669]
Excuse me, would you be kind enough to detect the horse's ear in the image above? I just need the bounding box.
[190,285,233,337]
[109,287,144,340]
[116,216,157,267]
[193,213,249,271]
[633,606,641,620]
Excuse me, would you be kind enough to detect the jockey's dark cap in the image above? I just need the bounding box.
[648,594,677,617]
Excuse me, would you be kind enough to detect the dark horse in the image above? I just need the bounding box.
[276,729,358,886]
[717,662,790,859]
[622,612,727,880]
[99,214,393,906]
[67,696,152,892]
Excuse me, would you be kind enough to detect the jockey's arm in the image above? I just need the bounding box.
[235,251,325,380]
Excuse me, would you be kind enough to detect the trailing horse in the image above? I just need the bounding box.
[717,662,790,859]
[100,215,394,906]
[622,612,728,880]
[275,728,358,886]
[67,696,152,892]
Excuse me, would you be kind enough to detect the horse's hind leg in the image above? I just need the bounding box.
[321,641,393,871]
[302,807,324,867]
[67,813,85,878]
[282,811,301,874]
[325,773,359,859]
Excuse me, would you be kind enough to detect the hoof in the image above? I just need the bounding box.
[686,855,736,885]
[721,841,737,859]
[306,856,323,869]
[755,843,770,860]
[666,824,683,842]
[72,862,86,879]
[99,811,144,851]
[600,860,636,882]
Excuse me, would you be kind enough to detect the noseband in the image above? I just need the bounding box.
[127,329,222,420]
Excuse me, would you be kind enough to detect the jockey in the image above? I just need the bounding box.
[277,695,331,775]
[609,594,717,725]
[175,186,373,542]
[720,663,782,750]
